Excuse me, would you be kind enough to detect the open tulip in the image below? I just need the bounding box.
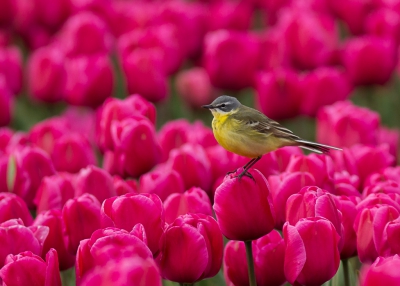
[214,169,275,241]
[158,213,223,283]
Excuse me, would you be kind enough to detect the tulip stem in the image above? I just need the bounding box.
[342,259,350,286]
[179,283,193,286]
[245,240,257,286]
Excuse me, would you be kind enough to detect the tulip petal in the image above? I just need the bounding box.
[283,223,306,284]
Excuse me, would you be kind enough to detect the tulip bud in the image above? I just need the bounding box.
[164,187,213,223]
[360,255,400,286]
[27,46,66,103]
[255,69,302,120]
[214,169,275,241]
[139,168,184,201]
[283,217,341,285]
[224,230,287,286]
[268,171,316,229]
[109,117,162,178]
[65,54,114,107]
[0,193,33,225]
[0,249,61,286]
[204,30,259,90]
[158,213,223,283]
[342,36,396,86]
[76,227,152,281]
[101,193,164,255]
[317,101,380,148]
[62,194,102,254]
[0,219,49,268]
[33,210,76,270]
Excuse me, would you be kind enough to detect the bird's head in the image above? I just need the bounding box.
[202,95,241,117]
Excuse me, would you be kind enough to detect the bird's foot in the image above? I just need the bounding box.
[226,169,238,175]
[235,170,255,181]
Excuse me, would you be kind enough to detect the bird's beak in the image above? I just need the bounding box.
[202,104,214,109]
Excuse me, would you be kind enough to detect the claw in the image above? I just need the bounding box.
[235,170,255,182]
[226,169,237,175]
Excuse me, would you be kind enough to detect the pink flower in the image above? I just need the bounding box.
[257,28,290,70]
[164,187,213,224]
[0,249,61,286]
[62,194,102,254]
[360,255,400,286]
[101,193,165,255]
[342,36,397,86]
[158,214,223,283]
[365,8,400,45]
[0,76,13,126]
[224,230,286,286]
[29,117,68,154]
[0,219,49,268]
[0,193,32,225]
[204,30,259,90]
[283,217,341,285]
[208,2,253,31]
[214,169,275,241]
[33,210,76,270]
[0,46,23,94]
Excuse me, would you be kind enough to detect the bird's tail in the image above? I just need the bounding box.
[295,140,342,154]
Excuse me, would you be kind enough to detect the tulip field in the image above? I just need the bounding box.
[1,0,400,285]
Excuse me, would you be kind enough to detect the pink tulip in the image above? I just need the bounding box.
[334,171,361,197]
[29,117,68,154]
[59,11,112,56]
[176,67,217,109]
[64,54,114,107]
[283,217,341,285]
[365,9,400,45]
[158,213,223,283]
[164,187,213,223]
[107,117,162,178]
[165,143,212,192]
[0,249,61,286]
[113,176,138,196]
[224,230,286,286]
[0,127,12,153]
[357,193,400,213]
[0,193,33,225]
[62,194,102,254]
[363,180,400,198]
[97,95,156,151]
[300,67,352,116]
[354,204,399,263]
[34,173,75,214]
[27,46,66,103]
[257,28,290,70]
[139,168,185,201]
[365,166,400,187]
[80,257,162,286]
[0,0,13,26]
[0,219,49,268]
[378,127,399,159]
[204,30,259,90]
[74,165,117,204]
[33,0,70,29]
[101,193,165,255]
[342,36,397,86]
[360,255,400,286]
[268,171,316,229]
[214,169,275,241]
[255,69,302,120]
[33,210,76,270]
[0,76,12,126]
[76,227,152,281]
[0,46,23,94]
[208,2,253,31]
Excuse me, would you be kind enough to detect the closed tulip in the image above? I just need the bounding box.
[76,227,152,281]
[258,28,290,70]
[27,46,66,103]
[29,117,68,154]
[158,213,223,283]
[0,193,32,225]
[0,219,49,268]
[80,257,162,286]
[224,230,286,286]
[0,249,61,286]
[62,194,102,254]
[139,168,185,201]
[342,36,396,86]
[268,171,316,229]
[101,193,164,255]
[204,30,259,90]
[360,255,400,286]
[214,169,275,241]
[208,1,253,31]
[33,210,75,270]
[164,187,213,223]
[283,217,341,285]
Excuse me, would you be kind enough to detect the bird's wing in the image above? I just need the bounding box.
[231,107,300,141]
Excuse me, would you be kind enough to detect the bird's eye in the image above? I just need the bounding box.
[221,104,226,108]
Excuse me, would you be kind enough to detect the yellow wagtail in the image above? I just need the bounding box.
[202,95,341,179]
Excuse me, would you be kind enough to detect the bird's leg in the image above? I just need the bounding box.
[227,158,256,175]
[237,156,262,180]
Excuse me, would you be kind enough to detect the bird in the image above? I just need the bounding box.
[202,95,342,179]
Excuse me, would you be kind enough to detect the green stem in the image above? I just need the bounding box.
[179,283,194,286]
[245,240,257,286]
[342,259,350,286]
